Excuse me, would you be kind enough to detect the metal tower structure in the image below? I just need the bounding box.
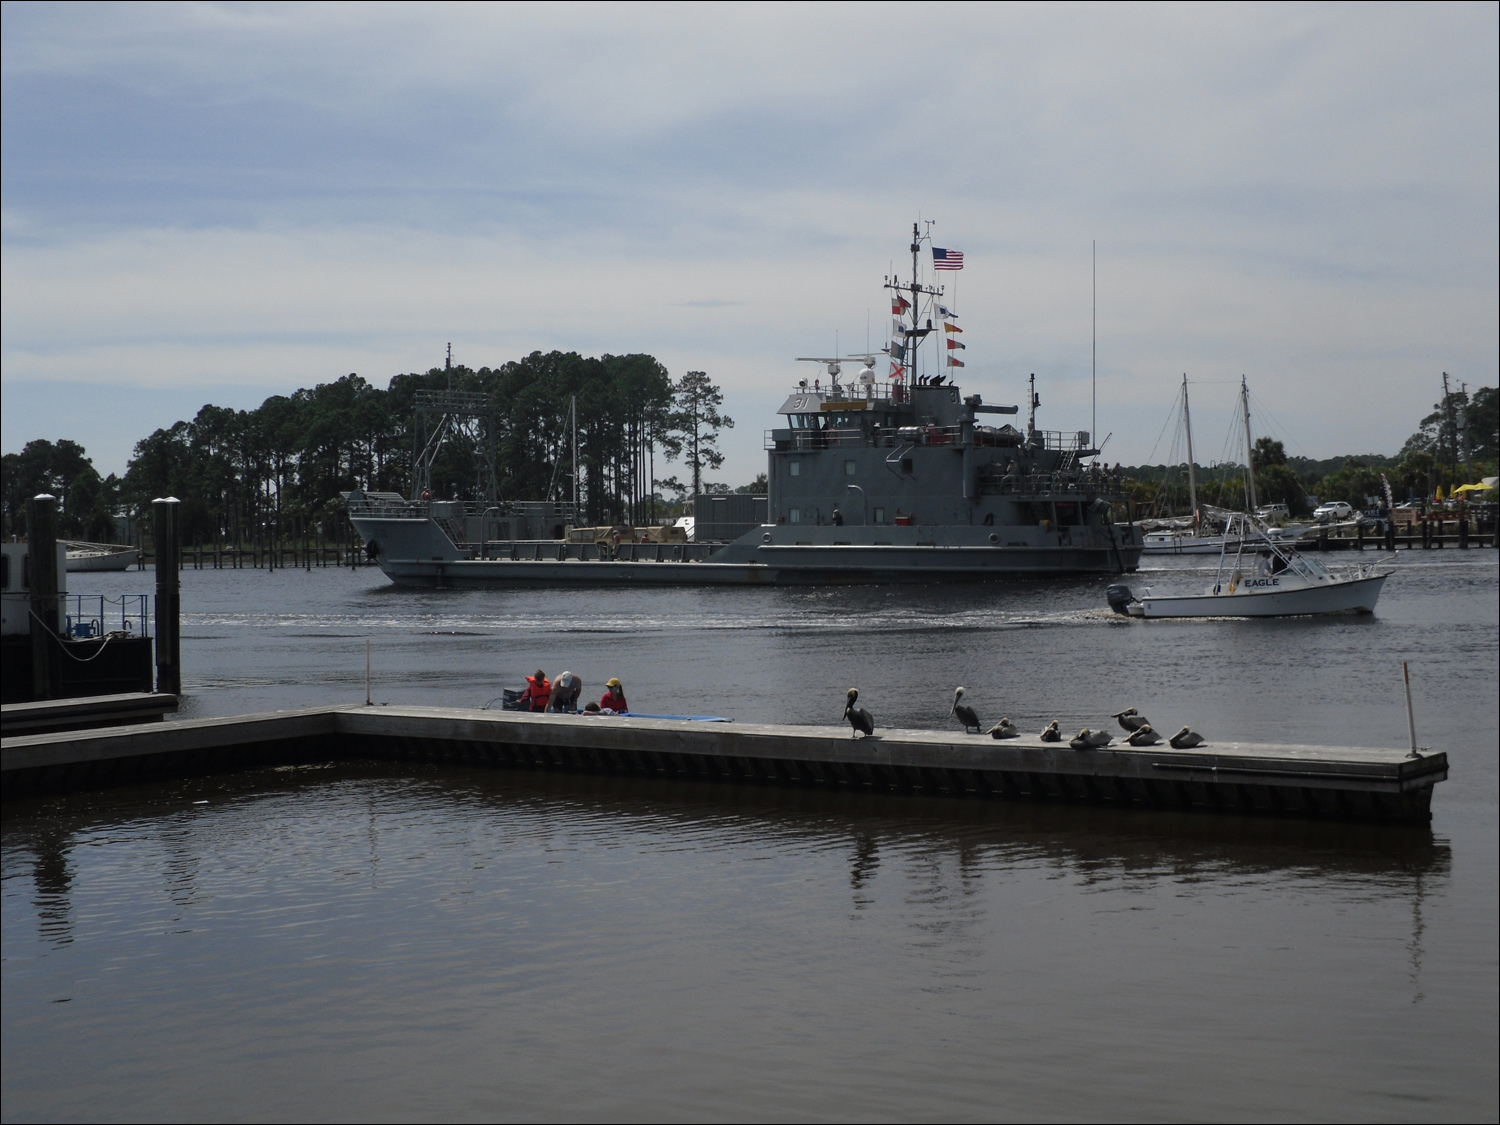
[410,389,500,503]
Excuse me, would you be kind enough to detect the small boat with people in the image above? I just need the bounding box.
[1107,512,1387,618]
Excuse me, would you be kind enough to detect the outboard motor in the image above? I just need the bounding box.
[1106,583,1136,616]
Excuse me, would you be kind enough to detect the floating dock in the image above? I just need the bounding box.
[0,705,1446,823]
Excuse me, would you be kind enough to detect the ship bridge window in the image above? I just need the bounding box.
[789,414,822,429]
[789,461,801,477]
[788,508,801,524]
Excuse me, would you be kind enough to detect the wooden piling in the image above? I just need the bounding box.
[26,494,60,701]
[152,498,181,697]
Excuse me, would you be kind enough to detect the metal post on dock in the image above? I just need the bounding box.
[26,494,59,701]
[1403,661,1420,758]
[365,638,372,706]
[153,497,182,696]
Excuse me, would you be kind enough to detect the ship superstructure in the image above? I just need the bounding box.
[346,224,1142,585]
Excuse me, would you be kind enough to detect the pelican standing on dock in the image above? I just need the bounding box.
[950,687,981,734]
[844,689,875,739]
[1113,707,1150,733]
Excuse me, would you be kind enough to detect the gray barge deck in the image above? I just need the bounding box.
[1,705,1446,823]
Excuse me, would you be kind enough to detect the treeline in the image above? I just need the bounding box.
[1119,386,1498,516]
[0,352,732,544]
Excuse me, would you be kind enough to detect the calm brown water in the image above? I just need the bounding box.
[4,551,1497,1121]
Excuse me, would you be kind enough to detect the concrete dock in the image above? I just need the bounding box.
[0,705,1447,822]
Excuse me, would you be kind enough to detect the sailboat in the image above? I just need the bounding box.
[1140,376,1276,555]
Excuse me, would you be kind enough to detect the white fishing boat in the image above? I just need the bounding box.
[1109,513,1387,618]
[62,541,140,572]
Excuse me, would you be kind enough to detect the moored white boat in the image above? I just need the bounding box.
[62,541,140,572]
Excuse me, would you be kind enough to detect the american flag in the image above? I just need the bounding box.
[932,247,964,270]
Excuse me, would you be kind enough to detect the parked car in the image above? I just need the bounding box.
[1312,501,1354,522]
[1255,503,1290,520]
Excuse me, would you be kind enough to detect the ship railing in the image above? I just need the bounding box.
[786,381,913,404]
[348,497,580,521]
[986,473,1122,499]
[64,593,150,640]
[1035,430,1089,452]
[766,425,964,451]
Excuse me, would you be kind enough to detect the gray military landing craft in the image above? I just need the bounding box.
[348,224,1143,586]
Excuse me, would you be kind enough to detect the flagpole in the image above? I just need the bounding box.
[1092,239,1097,457]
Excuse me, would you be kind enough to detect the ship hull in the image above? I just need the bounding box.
[352,511,1141,587]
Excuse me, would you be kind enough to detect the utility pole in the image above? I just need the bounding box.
[1440,371,1459,480]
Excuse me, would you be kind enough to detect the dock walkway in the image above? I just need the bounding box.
[1,705,1447,823]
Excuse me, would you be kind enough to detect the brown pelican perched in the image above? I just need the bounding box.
[1039,720,1062,742]
[844,689,875,739]
[1126,724,1161,747]
[950,687,981,734]
[987,717,1019,739]
[1069,728,1113,750]
[1169,726,1206,749]
[1113,707,1150,733]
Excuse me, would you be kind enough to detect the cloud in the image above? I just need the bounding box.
[2,3,1495,478]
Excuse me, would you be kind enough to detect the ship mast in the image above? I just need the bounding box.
[884,221,942,385]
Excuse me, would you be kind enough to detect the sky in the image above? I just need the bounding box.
[3,2,1497,486]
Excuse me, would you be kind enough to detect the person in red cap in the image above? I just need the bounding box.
[599,678,628,714]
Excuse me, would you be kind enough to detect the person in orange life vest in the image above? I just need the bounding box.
[599,678,628,714]
[522,669,551,712]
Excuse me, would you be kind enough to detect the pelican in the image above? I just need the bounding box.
[1070,728,1113,750]
[1039,720,1062,742]
[1169,726,1205,749]
[987,717,1019,739]
[1126,724,1161,747]
[1113,707,1150,733]
[950,687,981,734]
[844,688,875,739]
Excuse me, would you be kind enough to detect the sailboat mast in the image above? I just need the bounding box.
[1241,375,1258,512]
[1182,374,1198,520]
